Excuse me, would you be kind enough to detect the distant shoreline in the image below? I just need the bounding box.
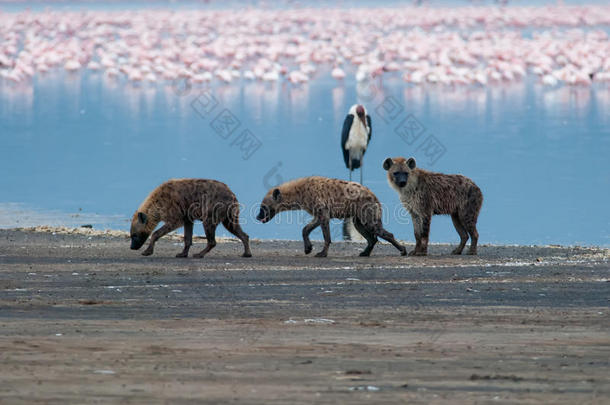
[2,0,610,11]
[4,226,609,250]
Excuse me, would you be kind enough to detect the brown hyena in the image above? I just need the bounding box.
[256,176,406,257]
[383,157,483,256]
[130,179,251,258]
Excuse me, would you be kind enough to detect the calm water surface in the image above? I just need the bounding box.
[1,69,609,246]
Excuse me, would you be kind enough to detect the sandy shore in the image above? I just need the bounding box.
[0,228,608,404]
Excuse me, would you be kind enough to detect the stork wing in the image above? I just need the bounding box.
[366,115,372,142]
[341,114,354,168]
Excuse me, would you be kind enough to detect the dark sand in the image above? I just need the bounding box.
[0,229,608,404]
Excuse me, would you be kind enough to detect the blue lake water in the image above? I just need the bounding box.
[1,68,609,246]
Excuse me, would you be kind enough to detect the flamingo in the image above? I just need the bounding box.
[542,74,558,86]
[64,60,81,71]
[0,6,609,88]
[331,66,346,80]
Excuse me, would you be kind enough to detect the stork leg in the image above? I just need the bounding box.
[348,157,352,182]
[360,161,363,185]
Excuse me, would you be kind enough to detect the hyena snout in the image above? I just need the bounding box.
[257,189,281,223]
[393,171,409,188]
[256,206,275,223]
[130,233,149,250]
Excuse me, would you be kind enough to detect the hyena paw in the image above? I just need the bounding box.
[304,244,313,255]
[193,252,206,259]
[400,248,407,256]
[408,249,427,257]
[242,252,252,258]
[359,250,371,257]
[466,249,477,255]
[175,252,188,258]
[141,249,153,256]
[451,248,463,255]
[314,251,328,258]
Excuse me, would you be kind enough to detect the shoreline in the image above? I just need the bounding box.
[1,228,608,273]
[5,225,610,250]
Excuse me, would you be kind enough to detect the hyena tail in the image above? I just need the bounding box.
[469,185,483,219]
[223,201,252,258]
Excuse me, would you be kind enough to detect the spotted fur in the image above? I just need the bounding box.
[130,179,251,258]
[257,176,406,257]
[384,157,483,256]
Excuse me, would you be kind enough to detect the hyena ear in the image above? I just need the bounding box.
[383,158,393,171]
[407,157,416,170]
[138,212,148,224]
[272,188,282,202]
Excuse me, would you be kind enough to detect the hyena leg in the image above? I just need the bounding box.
[464,187,482,255]
[302,218,321,255]
[353,218,377,257]
[176,220,193,258]
[463,219,479,255]
[409,213,430,256]
[409,213,422,256]
[419,215,432,255]
[315,217,331,258]
[222,218,252,258]
[450,213,469,255]
[376,226,407,256]
[142,222,181,256]
[193,220,217,258]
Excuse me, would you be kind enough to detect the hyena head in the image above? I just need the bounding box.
[383,157,417,190]
[257,188,283,223]
[130,211,150,250]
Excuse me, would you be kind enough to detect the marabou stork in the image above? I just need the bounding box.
[341,104,371,184]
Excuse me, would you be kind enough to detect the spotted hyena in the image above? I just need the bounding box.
[130,179,251,258]
[256,176,406,257]
[384,157,483,256]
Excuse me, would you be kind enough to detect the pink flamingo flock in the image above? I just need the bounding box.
[0,6,609,87]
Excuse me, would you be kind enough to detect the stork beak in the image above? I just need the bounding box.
[355,105,366,126]
[358,114,366,127]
